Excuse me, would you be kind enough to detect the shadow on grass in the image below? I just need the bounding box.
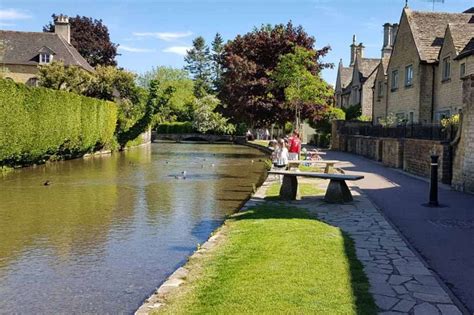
[231,204,377,315]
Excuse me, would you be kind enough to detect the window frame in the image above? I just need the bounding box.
[460,62,466,78]
[39,53,52,64]
[442,57,451,81]
[391,70,399,91]
[405,64,413,87]
[377,81,384,98]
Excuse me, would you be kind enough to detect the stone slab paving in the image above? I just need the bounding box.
[292,179,464,315]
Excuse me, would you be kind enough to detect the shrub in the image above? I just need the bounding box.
[156,121,195,134]
[343,104,362,120]
[0,79,117,166]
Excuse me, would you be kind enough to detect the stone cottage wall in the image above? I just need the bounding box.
[452,74,474,193]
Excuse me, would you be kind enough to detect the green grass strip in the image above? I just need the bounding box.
[158,203,376,315]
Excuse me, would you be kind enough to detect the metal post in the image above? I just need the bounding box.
[429,155,439,207]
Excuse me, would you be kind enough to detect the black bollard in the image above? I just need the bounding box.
[429,155,439,207]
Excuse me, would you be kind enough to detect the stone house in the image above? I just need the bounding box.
[335,23,397,118]
[0,15,93,86]
[372,7,474,124]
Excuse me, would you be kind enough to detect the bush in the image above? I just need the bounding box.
[310,106,345,134]
[156,121,195,134]
[312,133,331,148]
[0,79,117,166]
[343,104,362,120]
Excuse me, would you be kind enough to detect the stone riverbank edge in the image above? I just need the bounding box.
[135,173,465,315]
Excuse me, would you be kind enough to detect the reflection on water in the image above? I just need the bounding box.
[0,143,266,314]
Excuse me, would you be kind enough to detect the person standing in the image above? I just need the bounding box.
[274,139,289,168]
[288,131,301,161]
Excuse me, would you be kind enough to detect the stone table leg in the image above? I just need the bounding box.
[279,175,298,200]
[324,179,353,203]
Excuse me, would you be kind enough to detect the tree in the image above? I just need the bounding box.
[211,33,225,92]
[192,95,235,134]
[310,106,345,135]
[37,61,92,94]
[219,22,331,127]
[139,66,196,122]
[271,46,334,130]
[184,36,212,97]
[44,14,119,67]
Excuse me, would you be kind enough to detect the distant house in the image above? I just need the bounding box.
[335,23,397,119]
[372,7,474,124]
[0,15,93,86]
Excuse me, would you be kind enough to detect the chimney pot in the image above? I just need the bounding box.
[54,14,71,44]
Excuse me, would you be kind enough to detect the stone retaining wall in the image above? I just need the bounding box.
[331,121,452,184]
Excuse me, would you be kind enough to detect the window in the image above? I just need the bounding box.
[405,65,413,87]
[391,70,399,91]
[460,63,466,78]
[442,57,451,81]
[409,112,414,124]
[377,81,384,98]
[39,53,52,64]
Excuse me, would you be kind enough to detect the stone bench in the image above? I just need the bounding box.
[287,160,340,173]
[267,170,364,203]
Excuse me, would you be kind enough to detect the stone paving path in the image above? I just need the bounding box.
[290,178,464,315]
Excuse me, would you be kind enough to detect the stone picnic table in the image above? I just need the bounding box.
[268,170,364,203]
[287,160,341,173]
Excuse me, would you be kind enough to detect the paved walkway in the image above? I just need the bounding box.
[322,150,474,314]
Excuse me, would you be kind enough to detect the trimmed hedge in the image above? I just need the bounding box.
[156,121,195,134]
[0,79,117,166]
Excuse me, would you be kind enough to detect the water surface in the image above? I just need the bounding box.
[0,143,266,314]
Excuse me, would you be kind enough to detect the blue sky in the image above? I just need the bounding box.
[1,0,472,85]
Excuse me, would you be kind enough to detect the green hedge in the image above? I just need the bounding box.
[156,121,195,134]
[0,79,117,166]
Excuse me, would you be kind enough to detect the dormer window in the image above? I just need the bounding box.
[39,53,52,64]
[38,46,55,64]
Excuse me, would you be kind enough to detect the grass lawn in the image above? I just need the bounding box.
[156,200,376,314]
[299,164,325,173]
[265,181,325,199]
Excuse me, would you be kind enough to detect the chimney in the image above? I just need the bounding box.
[381,23,397,58]
[356,43,365,60]
[54,14,70,44]
[391,23,398,46]
[350,35,357,66]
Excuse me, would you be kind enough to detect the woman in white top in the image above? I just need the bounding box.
[274,139,289,168]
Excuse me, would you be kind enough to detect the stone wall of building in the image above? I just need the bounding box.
[386,12,422,123]
[434,30,464,118]
[373,64,388,123]
[452,74,474,193]
[3,64,38,84]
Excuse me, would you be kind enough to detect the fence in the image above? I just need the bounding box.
[339,123,457,142]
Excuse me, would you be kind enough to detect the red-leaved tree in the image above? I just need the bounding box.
[219,22,332,127]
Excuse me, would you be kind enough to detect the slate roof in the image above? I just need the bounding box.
[357,58,380,79]
[340,66,353,89]
[446,23,474,59]
[405,8,474,63]
[0,30,94,72]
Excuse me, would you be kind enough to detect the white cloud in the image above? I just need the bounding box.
[119,45,156,53]
[163,46,192,56]
[0,9,31,20]
[133,31,193,42]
